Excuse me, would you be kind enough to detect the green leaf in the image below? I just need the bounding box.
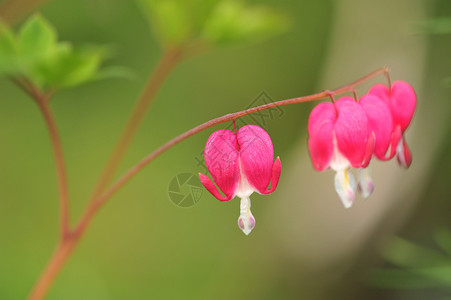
[382,237,451,268]
[138,0,193,45]
[93,66,136,81]
[202,0,290,45]
[434,227,451,256]
[18,14,56,59]
[32,46,108,89]
[371,268,448,289]
[416,17,451,35]
[1,14,121,92]
[416,266,451,287]
[0,24,20,74]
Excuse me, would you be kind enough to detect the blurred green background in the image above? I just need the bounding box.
[0,0,450,299]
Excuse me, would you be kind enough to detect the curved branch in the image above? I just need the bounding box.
[29,85,71,236]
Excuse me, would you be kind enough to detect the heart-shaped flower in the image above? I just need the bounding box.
[357,94,394,198]
[199,125,281,235]
[369,81,416,168]
[308,97,374,208]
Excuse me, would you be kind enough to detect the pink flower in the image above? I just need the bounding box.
[369,81,416,168]
[357,94,395,198]
[199,125,281,235]
[308,97,374,208]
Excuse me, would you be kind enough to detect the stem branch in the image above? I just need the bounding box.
[90,47,183,200]
[27,83,70,236]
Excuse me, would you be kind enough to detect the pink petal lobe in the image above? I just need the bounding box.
[237,125,274,193]
[368,84,390,104]
[307,102,336,171]
[199,173,233,201]
[204,129,240,200]
[261,156,281,195]
[334,97,369,168]
[359,94,394,160]
[369,82,416,132]
[397,137,412,168]
[383,125,403,161]
[361,131,375,168]
[390,81,416,132]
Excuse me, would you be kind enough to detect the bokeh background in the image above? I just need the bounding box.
[0,0,450,299]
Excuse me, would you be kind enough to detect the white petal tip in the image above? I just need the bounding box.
[359,182,374,199]
[335,170,356,209]
[238,214,255,236]
[340,192,355,209]
[358,168,374,199]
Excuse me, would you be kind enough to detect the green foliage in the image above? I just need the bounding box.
[0,25,20,74]
[202,1,289,45]
[417,17,451,35]
[0,14,122,92]
[18,14,56,59]
[372,230,451,290]
[137,0,289,47]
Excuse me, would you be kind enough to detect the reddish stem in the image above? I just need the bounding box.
[23,81,70,237]
[28,236,77,300]
[89,47,183,201]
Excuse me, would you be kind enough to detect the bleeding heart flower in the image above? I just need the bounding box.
[357,94,395,198]
[199,125,281,235]
[369,81,416,168]
[308,97,374,208]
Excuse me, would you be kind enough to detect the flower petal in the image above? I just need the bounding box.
[307,102,336,171]
[369,81,416,132]
[396,136,412,168]
[334,169,356,208]
[238,125,274,194]
[334,97,370,168]
[357,167,374,198]
[204,129,240,200]
[260,156,281,195]
[390,81,416,132]
[238,197,255,235]
[360,94,394,160]
[199,173,234,201]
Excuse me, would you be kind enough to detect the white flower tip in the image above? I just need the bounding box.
[341,191,355,209]
[358,181,374,199]
[358,168,374,199]
[238,213,255,236]
[335,170,356,209]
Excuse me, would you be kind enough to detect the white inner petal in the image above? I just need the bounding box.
[330,134,351,172]
[334,170,356,209]
[238,197,255,235]
[357,167,374,199]
[234,156,256,198]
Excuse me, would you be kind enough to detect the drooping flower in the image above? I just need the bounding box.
[199,125,281,235]
[307,97,374,208]
[369,81,416,168]
[357,93,395,198]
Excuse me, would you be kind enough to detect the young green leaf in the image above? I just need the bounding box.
[32,46,108,89]
[202,0,290,45]
[18,14,56,59]
[137,0,193,45]
[0,24,20,74]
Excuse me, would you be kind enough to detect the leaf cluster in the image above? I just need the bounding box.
[137,0,290,47]
[0,15,116,91]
